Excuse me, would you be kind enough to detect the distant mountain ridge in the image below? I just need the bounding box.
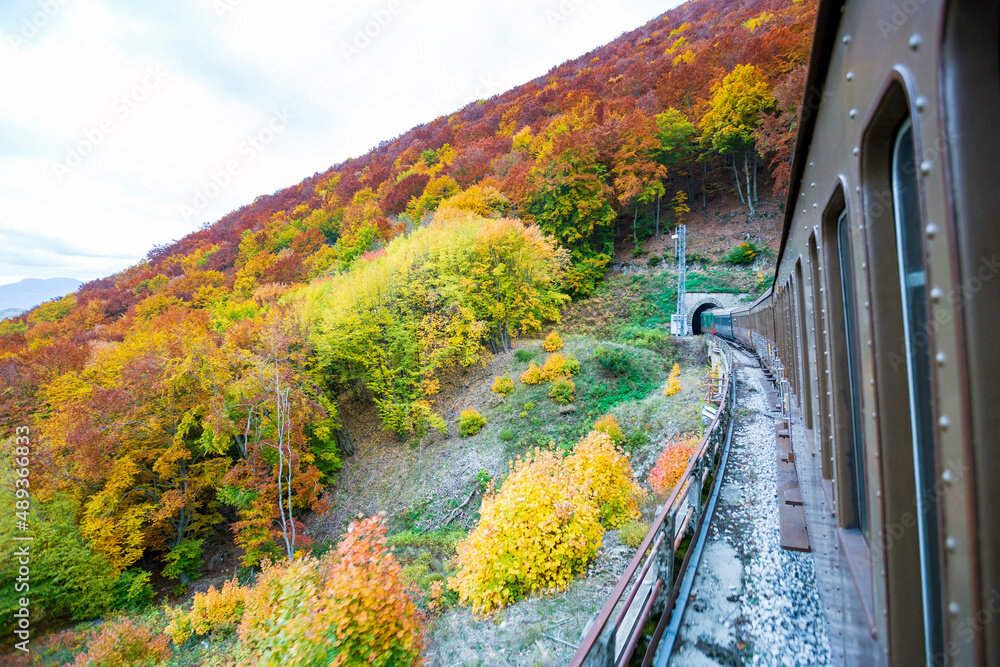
[0,277,82,313]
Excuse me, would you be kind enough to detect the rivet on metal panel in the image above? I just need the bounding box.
[949,602,960,615]
[853,147,859,156]
[930,287,942,301]
[942,469,955,483]
[925,222,938,238]
[938,415,951,429]
[849,108,857,118]
[845,71,854,81]
[945,536,957,551]
[909,34,921,50]
[842,34,851,45]
[915,96,927,112]
[935,352,946,365]
[810,182,816,188]
[921,160,933,174]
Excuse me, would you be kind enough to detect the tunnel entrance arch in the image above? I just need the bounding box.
[691,299,723,335]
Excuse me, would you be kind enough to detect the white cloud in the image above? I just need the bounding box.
[0,0,682,285]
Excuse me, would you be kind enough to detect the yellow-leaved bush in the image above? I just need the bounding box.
[458,408,487,436]
[663,362,682,397]
[592,413,625,445]
[451,428,643,614]
[165,578,248,644]
[449,448,603,614]
[238,514,422,666]
[566,431,644,529]
[491,374,515,397]
[520,362,545,385]
[542,331,563,352]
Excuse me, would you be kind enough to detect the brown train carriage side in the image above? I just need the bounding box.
[708,1,1000,664]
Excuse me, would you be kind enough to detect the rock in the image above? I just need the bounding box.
[558,404,577,415]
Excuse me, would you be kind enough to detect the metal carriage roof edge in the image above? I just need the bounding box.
[773,0,846,279]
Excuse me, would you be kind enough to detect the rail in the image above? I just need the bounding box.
[570,340,736,667]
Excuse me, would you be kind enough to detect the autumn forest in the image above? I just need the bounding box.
[1,0,817,662]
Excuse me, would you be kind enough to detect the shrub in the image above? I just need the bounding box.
[162,538,203,582]
[166,578,248,644]
[73,620,172,667]
[724,241,759,265]
[646,254,662,266]
[592,414,625,445]
[514,349,535,363]
[594,345,633,375]
[619,520,650,549]
[542,331,563,352]
[492,375,515,397]
[649,433,699,496]
[458,408,487,436]
[520,362,545,385]
[548,377,576,405]
[499,426,516,442]
[111,569,154,614]
[663,363,682,397]
[563,354,581,376]
[566,431,644,529]
[541,352,569,380]
[450,448,603,614]
[239,515,423,666]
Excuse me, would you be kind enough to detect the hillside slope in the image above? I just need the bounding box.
[0,0,816,659]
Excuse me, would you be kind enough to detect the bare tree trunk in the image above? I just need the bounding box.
[655,194,661,238]
[632,205,639,247]
[701,162,707,209]
[732,155,745,206]
[743,150,755,215]
[752,151,758,205]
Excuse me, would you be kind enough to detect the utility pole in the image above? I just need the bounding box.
[670,224,687,336]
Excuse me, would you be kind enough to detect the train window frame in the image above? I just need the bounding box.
[795,260,814,433]
[891,118,944,663]
[859,76,944,664]
[819,190,868,538]
[835,210,867,539]
[808,233,833,481]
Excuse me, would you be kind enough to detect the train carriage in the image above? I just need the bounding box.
[704,1,1000,664]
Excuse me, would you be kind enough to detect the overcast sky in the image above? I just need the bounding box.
[0,0,683,286]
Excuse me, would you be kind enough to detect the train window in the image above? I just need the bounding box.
[891,117,943,660]
[808,234,832,479]
[795,261,813,432]
[836,210,867,538]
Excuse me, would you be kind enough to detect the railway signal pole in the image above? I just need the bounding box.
[671,224,687,335]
